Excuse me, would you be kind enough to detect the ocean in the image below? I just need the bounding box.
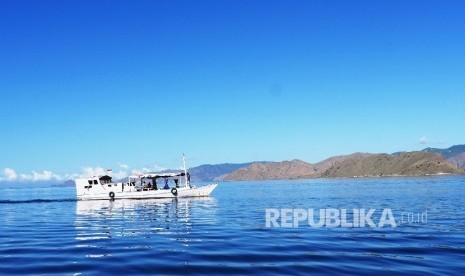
[1,176,464,275]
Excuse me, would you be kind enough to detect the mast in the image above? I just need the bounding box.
[183,153,189,188]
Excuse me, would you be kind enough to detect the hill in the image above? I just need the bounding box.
[313,152,373,173]
[224,152,462,181]
[422,144,465,159]
[188,163,257,182]
[223,160,317,181]
[447,152,465,170]
[422,144,465,170]
[322,152,461,177]
[224,153,374,181]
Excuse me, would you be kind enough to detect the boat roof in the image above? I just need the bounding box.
[129,172,186,179]
[76,171,188,181]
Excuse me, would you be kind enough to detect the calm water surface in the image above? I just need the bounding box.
[1,177,465,275]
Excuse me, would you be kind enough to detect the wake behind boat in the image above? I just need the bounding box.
[75,158,217,201]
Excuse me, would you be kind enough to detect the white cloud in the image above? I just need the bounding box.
[1,168,61,182]
[1,168,18,181]
[419,136,428,145]
[19,170,62,182]
[0,164,167,183]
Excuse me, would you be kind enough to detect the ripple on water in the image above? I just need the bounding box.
[1,178,465,274]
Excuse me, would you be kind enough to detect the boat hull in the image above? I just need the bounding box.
[77,183,218,201]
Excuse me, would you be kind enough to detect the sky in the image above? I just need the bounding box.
[1,0,464,182]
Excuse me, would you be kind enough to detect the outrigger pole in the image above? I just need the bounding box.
[183,153,188,188]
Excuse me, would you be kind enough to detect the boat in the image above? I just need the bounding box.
[75,158,218,200]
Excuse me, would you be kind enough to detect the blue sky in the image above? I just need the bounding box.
[1,1,464,181]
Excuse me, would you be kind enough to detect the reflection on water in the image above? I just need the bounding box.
[75,198,217,259]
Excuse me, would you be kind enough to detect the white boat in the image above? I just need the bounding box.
[75,159,218,201]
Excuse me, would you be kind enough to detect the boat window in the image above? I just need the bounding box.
[108,184,112,187]
[93,180,98,184]
[88,180,92,185]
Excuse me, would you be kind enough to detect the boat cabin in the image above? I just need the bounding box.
[75,172,191,197]
[128,172,190,191]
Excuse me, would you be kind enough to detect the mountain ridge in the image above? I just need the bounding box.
[224,151,462,181]
[422,144,465,159]
[223,144,465,181]
[422,144,465,170]
[54,145,465,186]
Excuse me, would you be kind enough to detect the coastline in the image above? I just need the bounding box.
[222,172,464,182]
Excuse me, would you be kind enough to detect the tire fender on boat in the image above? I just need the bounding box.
[171,188,178,196]
[109,191,115,199]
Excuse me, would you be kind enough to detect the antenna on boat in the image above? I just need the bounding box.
[183,153,189,188]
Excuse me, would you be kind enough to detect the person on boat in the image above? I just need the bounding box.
[174,179,179,188]
[142,181,148,190]
[153,178,158,190]
[163,178,170,189]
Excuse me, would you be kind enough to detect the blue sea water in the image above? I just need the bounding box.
[1,176,465,275]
